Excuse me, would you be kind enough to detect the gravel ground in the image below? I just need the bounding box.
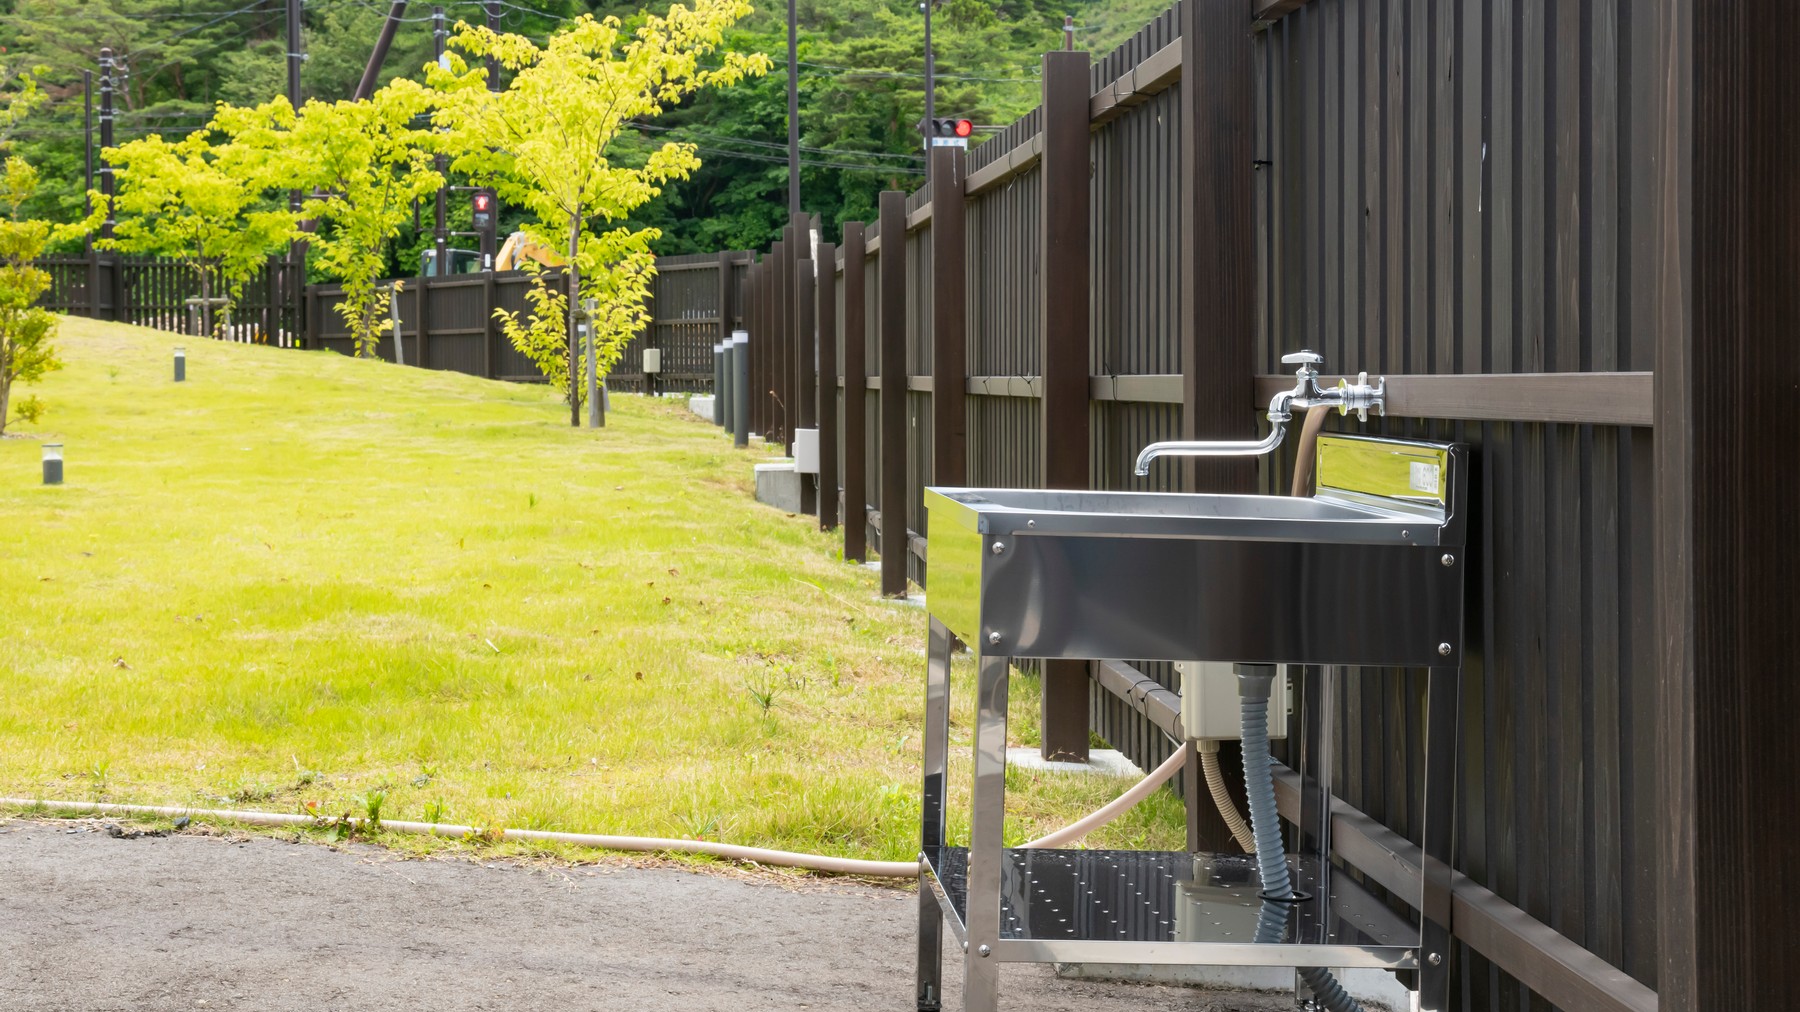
[0,819,1294,1012]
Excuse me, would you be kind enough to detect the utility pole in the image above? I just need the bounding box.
[82,70,93,253]
[481,0,500,269]
[486,0,500,89]
[98,49,114,244]
[922,0,934,177]
[286,0,302,218]
[433,5,449,277]
[786,0,799,214]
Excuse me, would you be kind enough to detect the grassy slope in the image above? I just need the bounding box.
[0,318,1182,863]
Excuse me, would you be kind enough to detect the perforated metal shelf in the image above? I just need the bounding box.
[925,847,1412,948]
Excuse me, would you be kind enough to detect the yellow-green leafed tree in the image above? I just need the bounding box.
[101,108,298,340]
[426,3,769,425]
[221,84,442,359]
[0,66,101,435]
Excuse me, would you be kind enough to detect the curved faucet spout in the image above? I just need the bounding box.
[1132,422,1288,476]
[1129,350,1384,478]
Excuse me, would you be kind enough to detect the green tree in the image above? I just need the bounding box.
[100,108,297,338]
[224,83,442,357]
[0,64,100,433]
[426,3,769,426]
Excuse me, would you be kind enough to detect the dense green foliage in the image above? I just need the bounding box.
[0,0,1171,257]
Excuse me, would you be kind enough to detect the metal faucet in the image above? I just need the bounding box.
[1132,351,1385,476]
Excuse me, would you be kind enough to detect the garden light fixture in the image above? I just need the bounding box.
[41,443,62,485]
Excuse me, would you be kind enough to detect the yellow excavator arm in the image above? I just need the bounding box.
[494,231,566,272]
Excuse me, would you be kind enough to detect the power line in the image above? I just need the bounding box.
[629,120,925,165]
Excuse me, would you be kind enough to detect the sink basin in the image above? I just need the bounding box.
[928,487,1442,545]
[923,435,1468,668]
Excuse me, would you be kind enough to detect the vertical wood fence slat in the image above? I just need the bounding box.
[817,241,839,532]
[841,223,869,561]
[878,191,909,597]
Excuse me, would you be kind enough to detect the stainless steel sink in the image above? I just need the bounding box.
[914,434,1472,1012]
[923,435,1468,668]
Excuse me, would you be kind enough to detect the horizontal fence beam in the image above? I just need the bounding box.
[1253,371,1655,426]
[838,371,1652,424]
[864,507,927,562]
[1089,40,1182,128]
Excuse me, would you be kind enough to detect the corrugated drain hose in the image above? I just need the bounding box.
[1239,670,1363,1012]
[1197,740,1254,852]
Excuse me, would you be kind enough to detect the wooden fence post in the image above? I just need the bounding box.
[414,272,429,367]
[878,191,908,598]
[777,230,794,452]
[816,240,839,532]
[930,145,968,498]
[1038,48,1093,763]
[796,250,818,517]
[1178,0,1256,494]
[841,223,868,560]
[482,270,496,378]
[716,248,735,369]
[752,256,767,437]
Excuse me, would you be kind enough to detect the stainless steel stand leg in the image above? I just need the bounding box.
[1418,665,1461,1012]
[917,618,952,1011]
[962,645,1010,1012]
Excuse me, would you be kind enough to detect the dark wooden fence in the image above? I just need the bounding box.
[37,251,304,345]
[693,1,1699,1009]
[305,252,752,391]
[36,247,747,390]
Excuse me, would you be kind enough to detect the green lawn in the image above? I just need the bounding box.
[0,318,1183,866]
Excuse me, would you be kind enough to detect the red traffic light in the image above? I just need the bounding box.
[472,191,492,213]
[922,117,975,139]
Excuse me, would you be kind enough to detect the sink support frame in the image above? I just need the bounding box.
[916,619,1460,1012]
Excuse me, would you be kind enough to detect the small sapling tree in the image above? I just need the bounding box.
[101,108,297,340]
[427,2,768,425]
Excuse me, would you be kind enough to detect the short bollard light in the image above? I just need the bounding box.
[174,346,187,382]
[41,443,63,486]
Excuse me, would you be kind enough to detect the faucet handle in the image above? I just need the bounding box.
[1281,350,1325,368]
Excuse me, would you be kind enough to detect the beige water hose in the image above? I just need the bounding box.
[1197,740,1256,852]
[5,745,1188,878]
[2,798,921,878]
[1018,746,1188,850]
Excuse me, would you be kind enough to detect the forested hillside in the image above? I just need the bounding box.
[0,0,1169,261]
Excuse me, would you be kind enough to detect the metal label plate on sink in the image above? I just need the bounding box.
[1316,435,1452,508]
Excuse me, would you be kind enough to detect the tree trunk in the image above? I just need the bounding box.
[0,367,12,436]
[567,217,581,428]
[200,265,213,339]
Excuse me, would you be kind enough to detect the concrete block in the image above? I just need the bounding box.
[688,394,715,420]
[754,461,804,513]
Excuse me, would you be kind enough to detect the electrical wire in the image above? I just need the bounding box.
[628,120,924,165]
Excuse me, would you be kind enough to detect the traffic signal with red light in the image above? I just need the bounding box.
[471,189,495,230]
[918,118,974,146]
